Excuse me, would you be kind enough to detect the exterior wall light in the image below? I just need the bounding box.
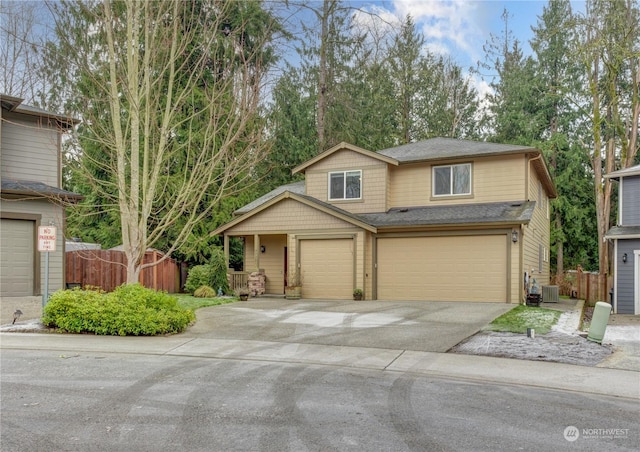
[260,245,266,253]
[622,253,627,263]
[512,230,518,243]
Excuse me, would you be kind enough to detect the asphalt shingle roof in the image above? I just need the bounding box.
[358,201,535,228]
[605,226,640,239]
[377,138,536,163]
[235,180,305,215]
[605,164,640,179]
[1,179,83,200]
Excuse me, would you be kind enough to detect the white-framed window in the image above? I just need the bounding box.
[328,170,361,200]
[433,163,472,197]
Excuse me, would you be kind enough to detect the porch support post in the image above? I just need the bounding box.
[223,234,230,269]
[254,234,260,271]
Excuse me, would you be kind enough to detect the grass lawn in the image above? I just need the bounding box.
[486,305,562,335]
[175,295,237,312]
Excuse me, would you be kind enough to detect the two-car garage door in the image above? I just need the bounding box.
[377,235,507,302]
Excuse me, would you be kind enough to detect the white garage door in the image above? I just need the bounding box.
[377,235,507,302]
[1,219,35,296]
[300,239,354,299]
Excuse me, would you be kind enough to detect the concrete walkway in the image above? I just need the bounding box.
[1,332,638,400]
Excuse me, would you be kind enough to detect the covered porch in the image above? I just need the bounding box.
[224,233,288,295]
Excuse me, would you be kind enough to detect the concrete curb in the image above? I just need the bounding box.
[2,332,638,400]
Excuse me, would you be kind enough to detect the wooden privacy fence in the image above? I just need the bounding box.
[66,249,179,293]
[553,270,613,305]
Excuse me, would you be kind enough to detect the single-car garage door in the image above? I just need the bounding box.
[377,234,507,302]
[1,219,35,296]
[300,238,354,299]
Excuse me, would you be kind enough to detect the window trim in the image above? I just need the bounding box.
[432,163,472,197]
[328,170,362,201]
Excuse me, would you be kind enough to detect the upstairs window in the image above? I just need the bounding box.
[433,163,471,196]
[329,170,361,200]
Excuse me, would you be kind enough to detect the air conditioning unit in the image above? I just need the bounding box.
[542,285,559,303]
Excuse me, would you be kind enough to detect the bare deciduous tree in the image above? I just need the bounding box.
[46,0,277,282]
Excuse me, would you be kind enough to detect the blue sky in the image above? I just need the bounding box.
[344,0,585,98]
[355,1,584,69]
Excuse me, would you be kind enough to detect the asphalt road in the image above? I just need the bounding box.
[1,350,637,452]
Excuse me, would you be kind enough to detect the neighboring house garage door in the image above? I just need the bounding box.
[377,234,507,302]
[1,219,35,296]
[300,238,354,299]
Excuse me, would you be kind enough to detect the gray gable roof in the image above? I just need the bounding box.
[605,226,640,239]
[605,164,640,179]
[359,201,535,228]
[235,180,305,215]
[377,138,536,163]
[1,94,78,128]
[1,179,83,201]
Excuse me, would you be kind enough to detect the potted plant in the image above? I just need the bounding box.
[237,286,250,301]
[353,288,363,301]
[285,273,302,300]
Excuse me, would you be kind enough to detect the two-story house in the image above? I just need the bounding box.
[1,94,80,312]
[605,165,640,315]
[213,139,556,303]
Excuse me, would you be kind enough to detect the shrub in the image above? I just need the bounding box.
[184,247,230,294]
[43,284,195,336]
[184,265,211,293]
[208,247,230,294]
[193,285,216,298]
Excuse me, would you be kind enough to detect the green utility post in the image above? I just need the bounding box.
[587,301,612,344]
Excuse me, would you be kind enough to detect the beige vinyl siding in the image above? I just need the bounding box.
[0,199,65,294]
[510,233,522,303]
[304,150,387,213]
[261,235,286,293]
[363,232,374,298]
[377,234,508,302]
[1,113,60,187]
[388,155,526,208]
[227,199,355,234]
[523,161,551,286]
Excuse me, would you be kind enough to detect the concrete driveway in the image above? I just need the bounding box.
[182,298,514,352]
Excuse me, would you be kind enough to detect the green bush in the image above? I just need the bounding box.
[193,285,216,298]
[184,247,229,294]
[42,284,195,336]
[184,265,211,293]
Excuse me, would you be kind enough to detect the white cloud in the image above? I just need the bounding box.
[391,0,485,63]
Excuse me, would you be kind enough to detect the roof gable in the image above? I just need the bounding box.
[212,190,377,235]
[292,142,398,175]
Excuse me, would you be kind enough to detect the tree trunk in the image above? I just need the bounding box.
[316,0,330,153]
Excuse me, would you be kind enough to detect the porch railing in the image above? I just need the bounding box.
[229,271,249,291]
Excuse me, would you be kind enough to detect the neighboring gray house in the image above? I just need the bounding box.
[605,165,640,315]
[1,94,80,307]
